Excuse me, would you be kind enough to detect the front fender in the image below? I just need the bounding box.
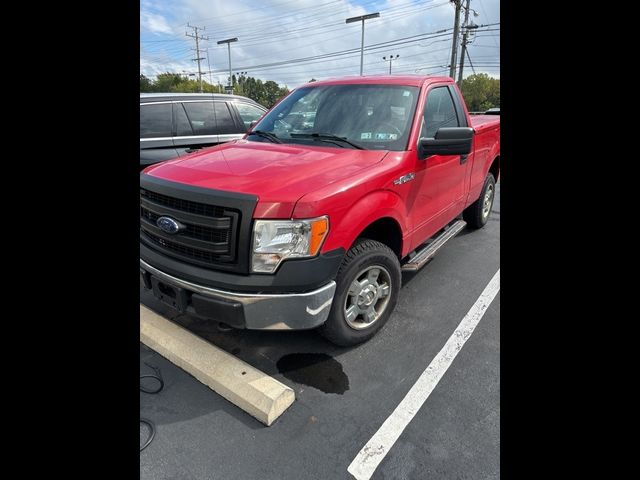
[295,189,410,257]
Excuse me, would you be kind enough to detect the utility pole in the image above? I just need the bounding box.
[383,55,399,74]
[456,0,471,85]
[346,12,380,76]
[217,37,238,93]
[458,0,479,85]
[448,1,462,79]
[186,23,209,92]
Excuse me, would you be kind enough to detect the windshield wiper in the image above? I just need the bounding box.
[247,130,283,144]
[289,132,364,150]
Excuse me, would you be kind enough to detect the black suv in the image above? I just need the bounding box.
[140,93,267,169]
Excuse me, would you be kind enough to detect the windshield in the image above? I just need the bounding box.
[248,84,420,151]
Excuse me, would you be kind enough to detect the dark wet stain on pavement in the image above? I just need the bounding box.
[276,353,349,394]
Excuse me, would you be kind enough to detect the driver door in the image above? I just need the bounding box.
[410,85,468,245]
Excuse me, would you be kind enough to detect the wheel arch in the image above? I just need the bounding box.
[354,217,404,259]
[320,190,410,260]
[489,155,500,182]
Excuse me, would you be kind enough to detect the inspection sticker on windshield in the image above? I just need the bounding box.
[374,133,398,140]
[361,132,372,139]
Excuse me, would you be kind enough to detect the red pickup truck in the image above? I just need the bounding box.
[140,75,499,346]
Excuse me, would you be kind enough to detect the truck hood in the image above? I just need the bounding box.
[144,139,389,218]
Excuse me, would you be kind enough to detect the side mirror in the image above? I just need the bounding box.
[419,127,474,158]
[248,120,259,131]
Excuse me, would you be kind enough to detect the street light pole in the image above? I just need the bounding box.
[346,12,380,76]
[383,54,399,74]
[217,37,238,93]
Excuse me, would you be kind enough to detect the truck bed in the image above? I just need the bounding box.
[469,115,500,132]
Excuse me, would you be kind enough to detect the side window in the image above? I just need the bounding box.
[214,103,237,134]
[182,102,216,135]
[140,104,172,138]
[422,87,459,138]
[174,103,193,136]
[235,103,265,129]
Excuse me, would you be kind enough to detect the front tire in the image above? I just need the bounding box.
[319,239,401,346]
[463,173,496,229]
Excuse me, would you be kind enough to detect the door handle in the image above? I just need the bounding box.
[185,147,202,153]
[460,154,468,164]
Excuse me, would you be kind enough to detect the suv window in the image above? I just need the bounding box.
[140,103,172,138]
[174,103,193,136]
[422,87,460,138]
[235,103,264,129]
[214,102,237,134]
[182,102,216,135]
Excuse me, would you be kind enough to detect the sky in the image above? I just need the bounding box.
[140,0,499,89]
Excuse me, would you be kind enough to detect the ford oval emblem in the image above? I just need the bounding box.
[156,216,182,234]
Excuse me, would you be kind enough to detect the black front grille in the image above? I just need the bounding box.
[142,231,222,264]
[140,188,240,268]
[141,208,230,243]
[142,189,225,218]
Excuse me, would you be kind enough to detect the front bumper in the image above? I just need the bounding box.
[140,259,336,330]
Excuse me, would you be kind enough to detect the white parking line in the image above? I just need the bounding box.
[347,269,500,480]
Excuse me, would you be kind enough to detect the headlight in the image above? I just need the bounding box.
[251,216,329,273]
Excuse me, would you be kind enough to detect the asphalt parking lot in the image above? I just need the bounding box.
[140,183,500,480]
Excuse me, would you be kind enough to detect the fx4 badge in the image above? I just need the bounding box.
[393,173,415,185]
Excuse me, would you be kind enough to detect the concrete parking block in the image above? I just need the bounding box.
[140,304,295,426]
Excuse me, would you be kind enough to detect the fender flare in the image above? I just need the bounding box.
[322,189,409,257]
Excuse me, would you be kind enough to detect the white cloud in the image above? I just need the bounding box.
[141,11,174,35]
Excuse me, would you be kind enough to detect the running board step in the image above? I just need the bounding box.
[402,220,467,272]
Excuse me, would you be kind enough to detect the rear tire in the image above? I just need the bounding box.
[463,173,496,229]
[319,239,401,346]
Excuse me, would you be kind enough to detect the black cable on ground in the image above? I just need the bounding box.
[139,418,156,452]
[140,363,164,452]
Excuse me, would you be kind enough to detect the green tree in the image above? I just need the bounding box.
[460,73,500,112]
[140,74,153,92]
[139,72,289,106]
[154,73,184,92]
[259,80,283,108]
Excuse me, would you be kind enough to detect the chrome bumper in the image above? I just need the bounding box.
[140,259,336,330]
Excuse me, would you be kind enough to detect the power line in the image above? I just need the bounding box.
[475,0,499,49]
[194,26,497,75]
[236,5,437,48]
[237,1,446,43]
[142,0,444,48]
[153,31,496,84]
[276,47,452,76]
[142,29,498,82]
[197,0,419,41]
[175,0,343,29]
[466,50,476,74]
